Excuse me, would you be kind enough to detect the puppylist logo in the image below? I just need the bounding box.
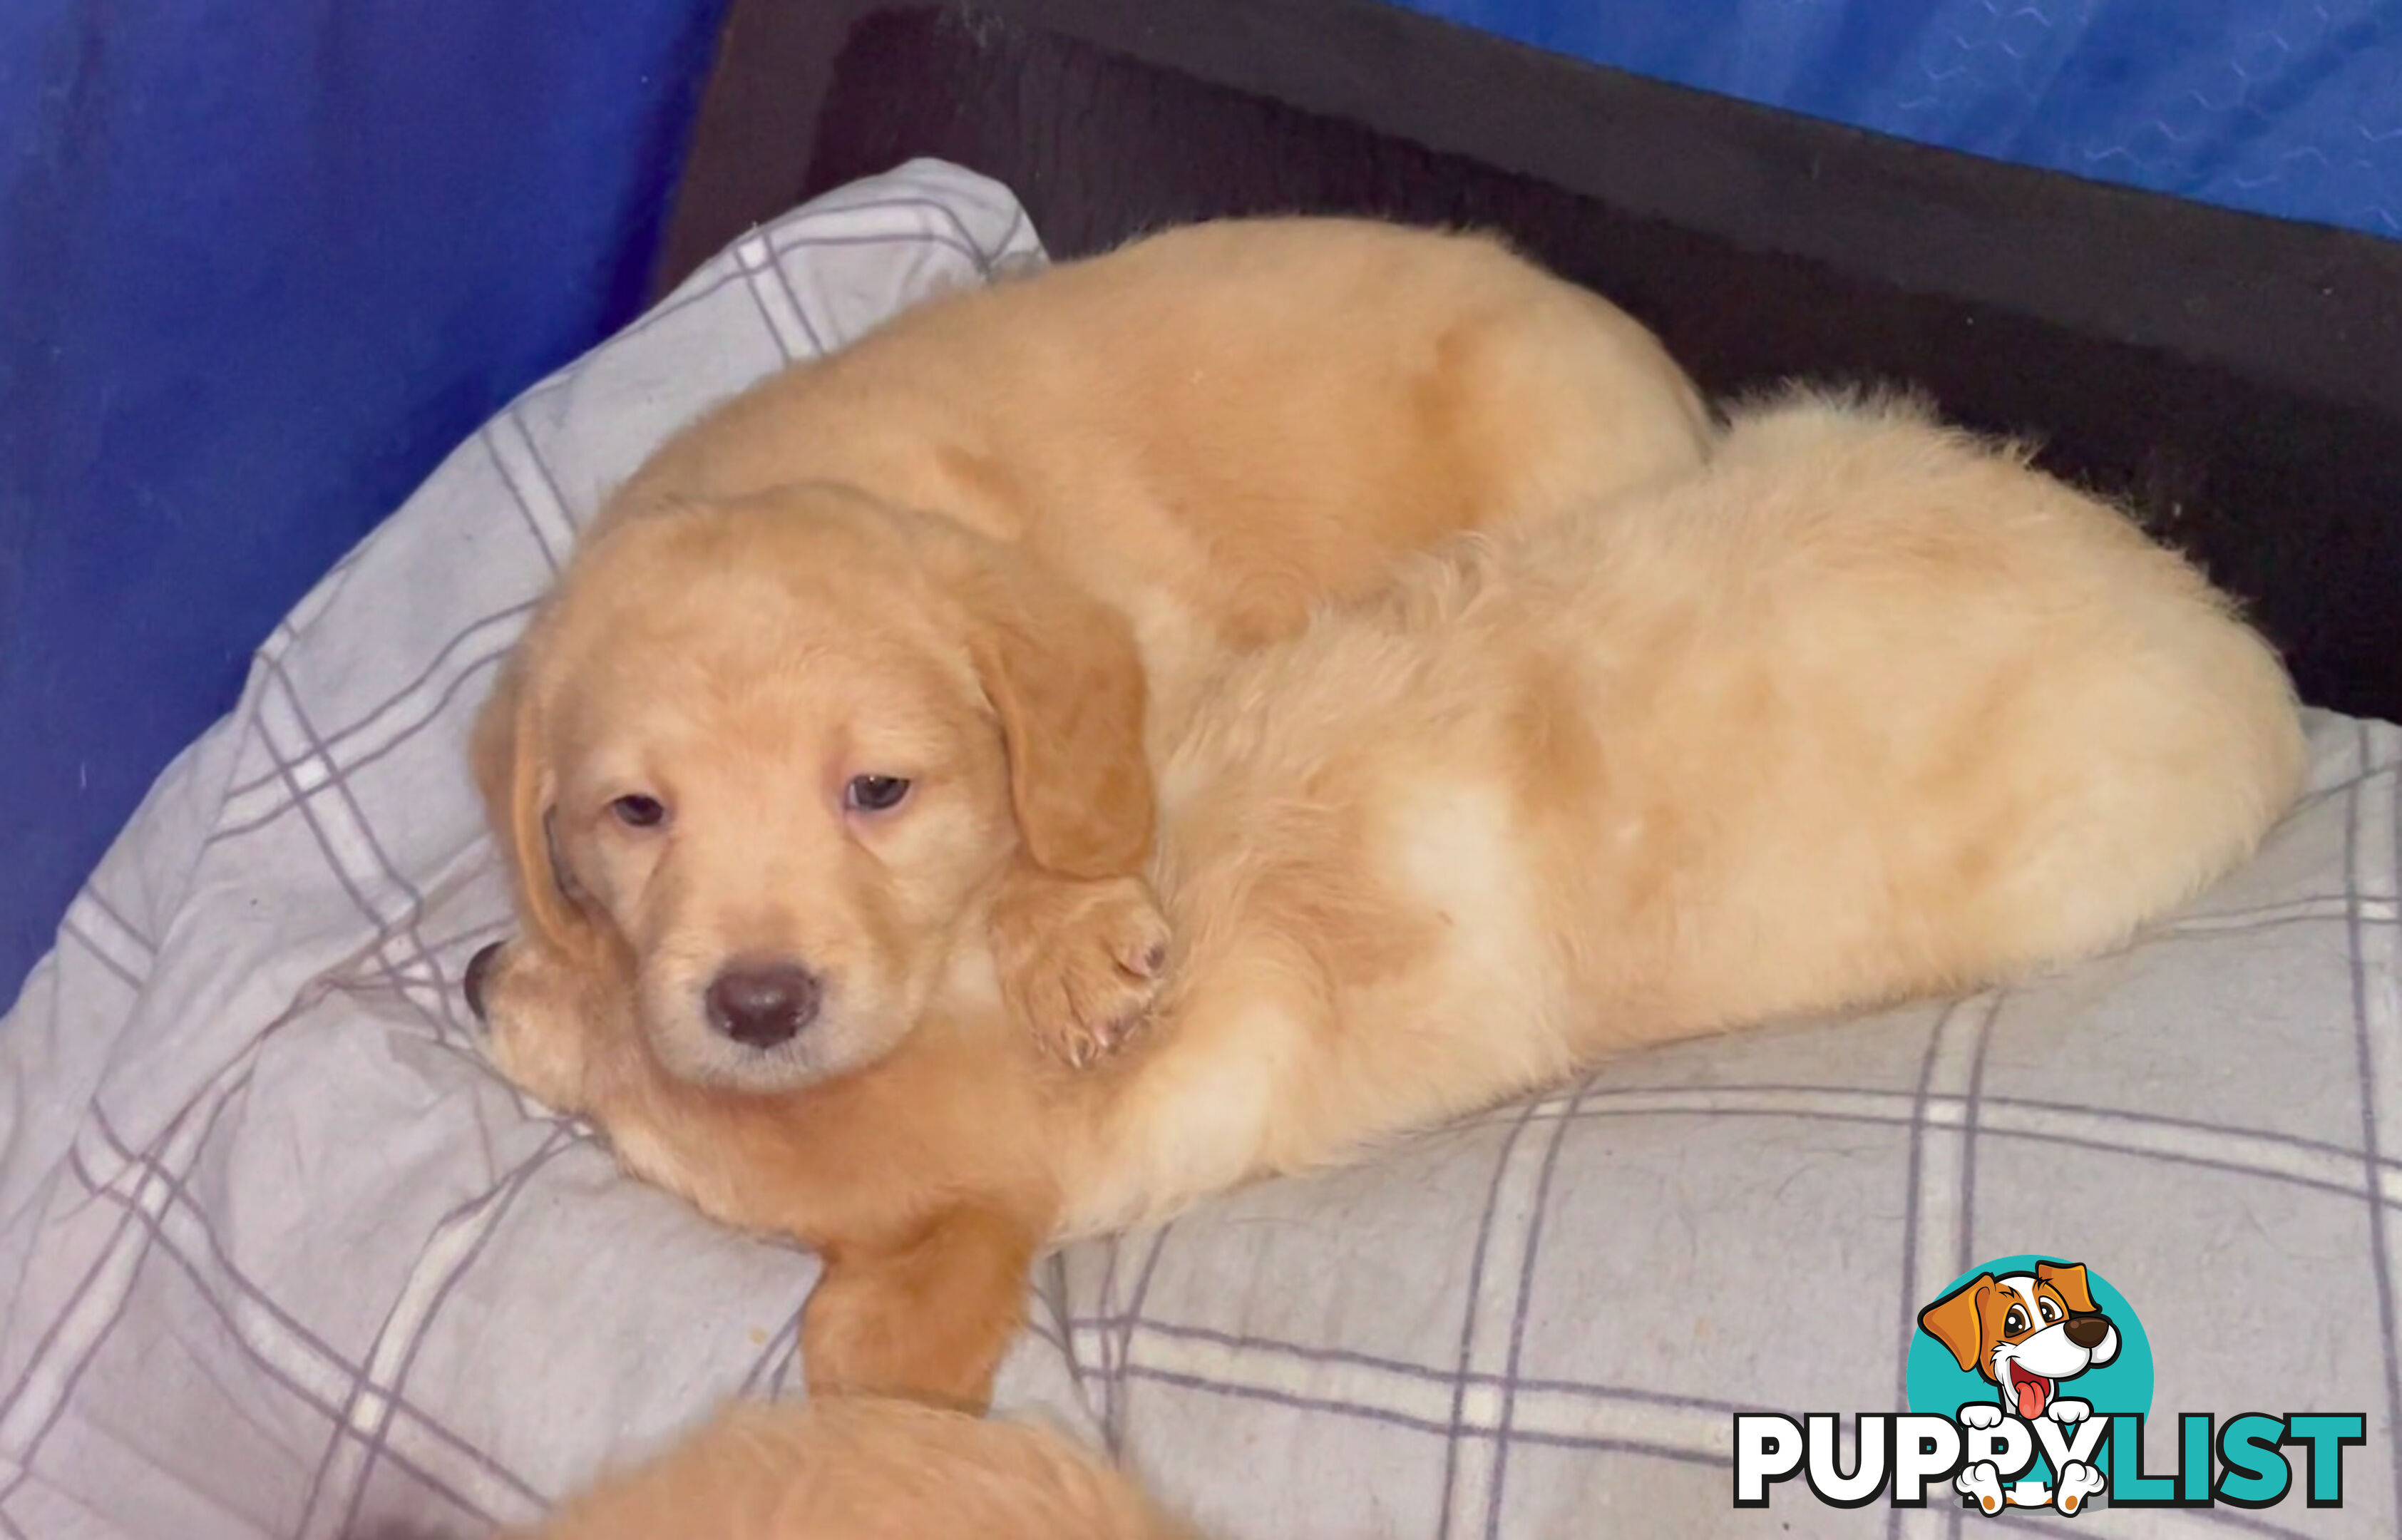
[1733,1256,2366,1517]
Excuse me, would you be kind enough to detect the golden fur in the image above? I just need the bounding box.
[471,214,1712,1077]
[471,390,2305,1410]
[513,1397,1196,1540]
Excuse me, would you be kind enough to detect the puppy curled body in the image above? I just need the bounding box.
[468,389,2306,1410]
[510,1396,1198,1540]
[471,213,1711,1072]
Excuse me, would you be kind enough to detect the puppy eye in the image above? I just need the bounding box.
[2004,1307,2028,1335]
[2039,1298,2060,1323]
[610,794,668,829]
[844,775,913,813]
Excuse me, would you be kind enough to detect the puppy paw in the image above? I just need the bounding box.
[2051,1397,2090,1426]
[990,869,1171,1067]
[2055,1462,2106,1515]
[1958,1402,2006,1430]
[483,1009,585,1112]
[465,940,592,1112]
[1956,1461,2005,1515]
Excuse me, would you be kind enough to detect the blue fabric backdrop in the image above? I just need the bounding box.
[1394,0,2401,241]
[1,0,728,1002]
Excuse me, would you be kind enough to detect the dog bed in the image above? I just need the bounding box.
[2,157,2397,1540]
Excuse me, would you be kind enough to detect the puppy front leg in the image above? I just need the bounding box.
[988,860,1170,1067]
[801,1203,1048,1412]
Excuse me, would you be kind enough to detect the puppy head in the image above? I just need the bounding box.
[469,481,1151,1093]
[1917,1261,2119,1419]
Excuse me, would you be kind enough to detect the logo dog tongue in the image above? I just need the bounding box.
[2009,1362,2051,1419]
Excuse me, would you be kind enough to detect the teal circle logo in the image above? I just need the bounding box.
[1907,1255,2153,1482]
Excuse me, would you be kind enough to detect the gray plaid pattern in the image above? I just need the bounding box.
[0,160,2395,1539]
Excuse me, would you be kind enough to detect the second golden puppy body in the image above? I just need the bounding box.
[471,390,2304,1407]
[1062,389,2305,1233]
[515,1397,1197,1540]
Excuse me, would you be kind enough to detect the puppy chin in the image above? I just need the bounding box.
[639,1001,905,1095]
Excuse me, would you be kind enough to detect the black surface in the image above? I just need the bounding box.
[664,0,2402,724]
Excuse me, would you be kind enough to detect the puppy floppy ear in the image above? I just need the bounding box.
[469,645,596,958]
[933,530,1154,881]
[2036,1261,2098,1316]
[1918,1274,2000,1375]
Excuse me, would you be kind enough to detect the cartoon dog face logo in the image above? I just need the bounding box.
[1919,1260,2121,1424]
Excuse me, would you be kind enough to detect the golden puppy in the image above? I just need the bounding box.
[512,1397,1197,1540]
[469,390,2305,1409]
[471,215,1712,1077]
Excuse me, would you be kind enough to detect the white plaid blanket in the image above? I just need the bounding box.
[2,159,2396,1540]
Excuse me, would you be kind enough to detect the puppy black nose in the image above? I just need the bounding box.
[2065,1313,2112,1350]
[705,963,822,1049]
[463,942,505,1022]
